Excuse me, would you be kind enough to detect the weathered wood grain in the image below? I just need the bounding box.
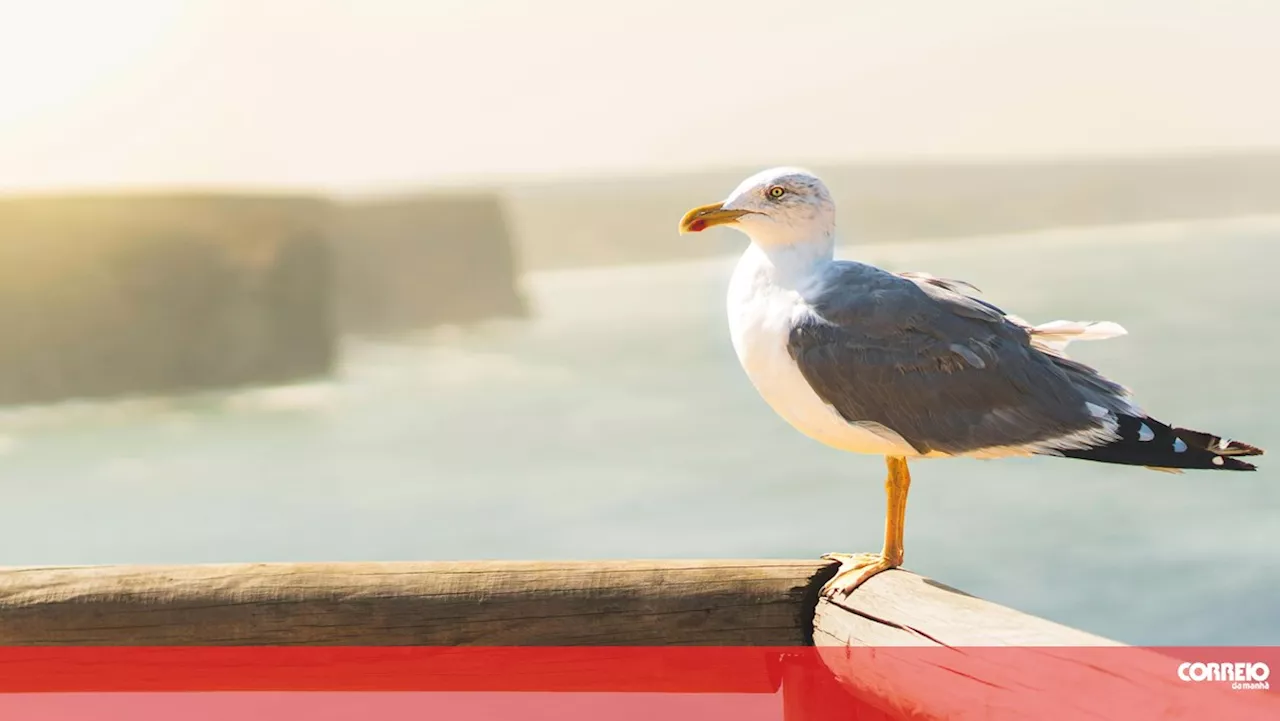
[813,569,1118,648]
[0,560,834,647]
[813,568,1279,721]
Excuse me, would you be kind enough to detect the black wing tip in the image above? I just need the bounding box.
[1171,426,1264,467]
[1059,415,1263,472]
[1209,455,1259,472]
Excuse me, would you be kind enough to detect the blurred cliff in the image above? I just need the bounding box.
[0,195,335,406]
[0,192,527,405]
[332,194,526,334]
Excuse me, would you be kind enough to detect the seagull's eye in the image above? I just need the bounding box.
[767,186,786,199]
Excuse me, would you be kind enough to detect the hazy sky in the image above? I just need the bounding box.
[1,0,1278,192]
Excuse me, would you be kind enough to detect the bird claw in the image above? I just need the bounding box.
[819,551,897,599]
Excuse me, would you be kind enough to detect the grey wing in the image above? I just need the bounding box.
[788,263,1123,456]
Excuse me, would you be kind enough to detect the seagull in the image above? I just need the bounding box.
[678,167,1264,598]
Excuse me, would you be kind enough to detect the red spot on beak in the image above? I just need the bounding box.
[689,219,707,232]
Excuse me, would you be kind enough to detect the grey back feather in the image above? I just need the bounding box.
[788,262,1124,455]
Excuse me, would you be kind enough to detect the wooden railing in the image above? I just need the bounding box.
[1,560,1274,720]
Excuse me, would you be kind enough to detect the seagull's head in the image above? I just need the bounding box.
[678,167,835,246]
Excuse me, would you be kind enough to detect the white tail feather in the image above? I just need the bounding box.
[1030,320,1128,352]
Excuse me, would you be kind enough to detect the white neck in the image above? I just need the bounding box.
[745,233,835,289]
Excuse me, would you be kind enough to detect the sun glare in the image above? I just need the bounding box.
[0,1,186,137]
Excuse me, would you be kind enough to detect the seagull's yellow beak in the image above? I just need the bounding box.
[678,202,755,234]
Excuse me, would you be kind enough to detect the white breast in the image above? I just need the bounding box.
[726,249,916,458]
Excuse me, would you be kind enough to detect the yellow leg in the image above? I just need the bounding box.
[819,455,911,599]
